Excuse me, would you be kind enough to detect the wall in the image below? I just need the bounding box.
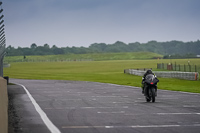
[0,77,8,133]
[124,69,199,81]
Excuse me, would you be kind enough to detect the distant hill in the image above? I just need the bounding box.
[4,52,163,62]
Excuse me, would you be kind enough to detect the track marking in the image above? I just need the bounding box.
[62,124,200,129]
[157,113,200,115]
[155,105,200,108]
[92,96,123,98]
[155,105,174,108]
[183,105,200,108]
[157,98,179,100]
[125,113,200,116]
[160,89,200,95]
[16,83,61,133]
[97,111,125,114]
[55,99,82,101]
[45,106,129,110]
[82,106,129,109]
[112,102,137,104]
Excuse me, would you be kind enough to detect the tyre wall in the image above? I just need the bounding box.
[124,69,199,80]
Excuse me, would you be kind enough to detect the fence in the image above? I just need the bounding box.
[124,69,199,81]
[0,3,7,133]
[0,1,6,77]
[157,63,200,72]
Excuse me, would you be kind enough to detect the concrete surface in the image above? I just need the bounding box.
[8,84,50,133]
[0,77,8,133]
[9,79,200,133]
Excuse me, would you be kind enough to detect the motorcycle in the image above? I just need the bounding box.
[142,74,159,102]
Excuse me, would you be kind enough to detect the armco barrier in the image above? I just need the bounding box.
[0,77,8,133]
[124,69,199,81]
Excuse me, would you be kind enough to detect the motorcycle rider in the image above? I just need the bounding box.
[141,69,158,95]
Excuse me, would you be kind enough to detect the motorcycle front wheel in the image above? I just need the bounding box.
[145,88,151,102]
[151,87,156,102]
[146,96,151,102]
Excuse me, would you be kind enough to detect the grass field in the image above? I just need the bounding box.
[4,52,163,62]
[4,58,200,93]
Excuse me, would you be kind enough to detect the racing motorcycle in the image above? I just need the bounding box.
[142,74,159,102]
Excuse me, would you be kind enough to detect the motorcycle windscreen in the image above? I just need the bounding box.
[145,74,158,84]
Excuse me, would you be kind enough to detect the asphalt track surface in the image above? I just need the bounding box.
[9,79,200,133]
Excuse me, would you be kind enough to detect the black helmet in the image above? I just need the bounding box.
[146,69,152,74]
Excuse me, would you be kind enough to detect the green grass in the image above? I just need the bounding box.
[4,52,163,62]
[4,58,200,93]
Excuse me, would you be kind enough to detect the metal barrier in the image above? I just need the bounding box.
[124,69,199,81]
[0,1,6,77]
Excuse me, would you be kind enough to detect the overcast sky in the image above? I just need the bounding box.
[2,0,200,48]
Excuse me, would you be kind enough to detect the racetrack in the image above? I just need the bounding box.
[9,79,200,133]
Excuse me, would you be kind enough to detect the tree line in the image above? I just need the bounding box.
[6,40,200,57]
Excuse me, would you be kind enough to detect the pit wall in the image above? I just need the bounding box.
[0,77,8,133]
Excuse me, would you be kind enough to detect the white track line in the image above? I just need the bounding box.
[16,83,61,133]
[62,124,200,129]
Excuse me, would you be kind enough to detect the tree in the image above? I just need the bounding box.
[89,43,107,52]
[52,45,57,49]
[30,43,37,49]
[44,44,50,49]
[52,45,64,55]
[5,40,200,56]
